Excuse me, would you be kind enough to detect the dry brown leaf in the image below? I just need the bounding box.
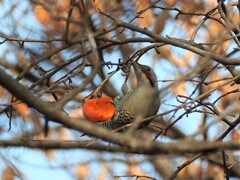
[126,162,148,179]
[178,161,202,180]
[59,127,69,141]
[54,0,70,15]
[165,0,177,6]
[116,29,134,59]
[231,14,240,28]
[34,5,51,26]
[171,74,186,96]
[201,71,240,109]
[12,102,29,119]
[188,16,200,27]
[0,85,5,98]
[29,111,42,129]
[179,15,201,37]
[180,0,204,12]
[176,1,205,37]
[172,82,186,96]
[208,21,223,38]
[1,167,14,180]
[207,163,224,180]
[206,21,230,54]
[97,164,108,180]
[214,41,230,55]
[93,0,106,11]
[55,0,81,38]
[231,129,240,141]
[59,0,70,9]
[34,0,81,38]
[219,86,240,109]
[133,0,154,27]
[33,133,43,141]
[154,11,170,34]
[202,71,222,91]
[45,149,55,160]
[207,1,218,7]
[75,163,89,180]
[157,46,188,67]
[98,33,114,53]
[91,0,121,20]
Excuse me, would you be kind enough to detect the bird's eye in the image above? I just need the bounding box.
[144,67,151,74]
[142,65,150,71]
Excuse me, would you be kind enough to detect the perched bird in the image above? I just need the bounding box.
[99,62,160,130]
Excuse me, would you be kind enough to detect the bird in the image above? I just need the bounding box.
[98,62,160,131]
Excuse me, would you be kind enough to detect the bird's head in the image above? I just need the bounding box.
[133,62,158,88]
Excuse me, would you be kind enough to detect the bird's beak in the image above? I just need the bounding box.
[132,62,141,76]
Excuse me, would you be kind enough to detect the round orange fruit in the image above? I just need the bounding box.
[82,96,115,123]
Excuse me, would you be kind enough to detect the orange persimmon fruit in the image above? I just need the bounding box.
[82,95,115,123]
